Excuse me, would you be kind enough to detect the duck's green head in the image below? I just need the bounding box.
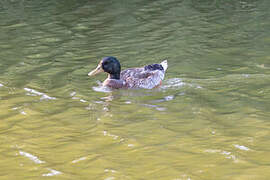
[88,56,121,79]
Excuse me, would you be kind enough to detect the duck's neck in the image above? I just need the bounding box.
[108,73,120,80]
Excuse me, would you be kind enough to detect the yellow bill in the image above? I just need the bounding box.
[88,63,104,76]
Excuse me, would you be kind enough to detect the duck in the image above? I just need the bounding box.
[88,56,168,89]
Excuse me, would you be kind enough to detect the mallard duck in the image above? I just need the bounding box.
[88,56,168,89]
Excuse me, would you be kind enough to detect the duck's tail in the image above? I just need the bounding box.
[160,60,168,71]
[144,60,168,72]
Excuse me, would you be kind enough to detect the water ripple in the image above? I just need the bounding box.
[92,85,112,93]
[103,131,119,140]
[141,103,166,111]
[42,168,62,177]
[19,150,62,177]
[24,88,56,100]
[162,78,185,88]
[205,149,238,162]
[19,151,45,164]
[72,157,87,164]
[234,144,250,151]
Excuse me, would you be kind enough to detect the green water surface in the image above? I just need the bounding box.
[0,0,270,179]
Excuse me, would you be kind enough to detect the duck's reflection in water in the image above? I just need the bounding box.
[91,77,187,114]
[93,86,171,115]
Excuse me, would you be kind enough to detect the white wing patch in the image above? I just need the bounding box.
[160,60,168,71]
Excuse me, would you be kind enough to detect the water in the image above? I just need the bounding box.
[1,0,270,179]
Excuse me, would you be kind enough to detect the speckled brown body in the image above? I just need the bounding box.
[89,57,167,89]
[103,67,165,89]
[121,67,165,89]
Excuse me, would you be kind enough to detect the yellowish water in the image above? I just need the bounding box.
[1,0,270,179]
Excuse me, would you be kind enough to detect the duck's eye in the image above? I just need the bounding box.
[103,61,109,65]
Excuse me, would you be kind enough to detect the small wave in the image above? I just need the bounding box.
[19,150,62,176]
[127,144,135,147]
[72,157,87,164]
[141,103,166,111]
[42,168,62,176]
[19,151,45,164]
[92,86,112,93]
[104,169,117,173]
[234,144,250,151]
[80,99,87,103]
[162,78,186,89]
[20,111,27,115]
[71,96,88,103]
[92,80,112,93]
[164,95,174,101]
[103,130,119,140]
[242,74,250,78]
[70,91,88,103]
[205,149,237,162]
[12,107,27,115]
[70,91,76,97]
[24,88,56,100]
[104,177,115,180]
[151,95,175,103]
